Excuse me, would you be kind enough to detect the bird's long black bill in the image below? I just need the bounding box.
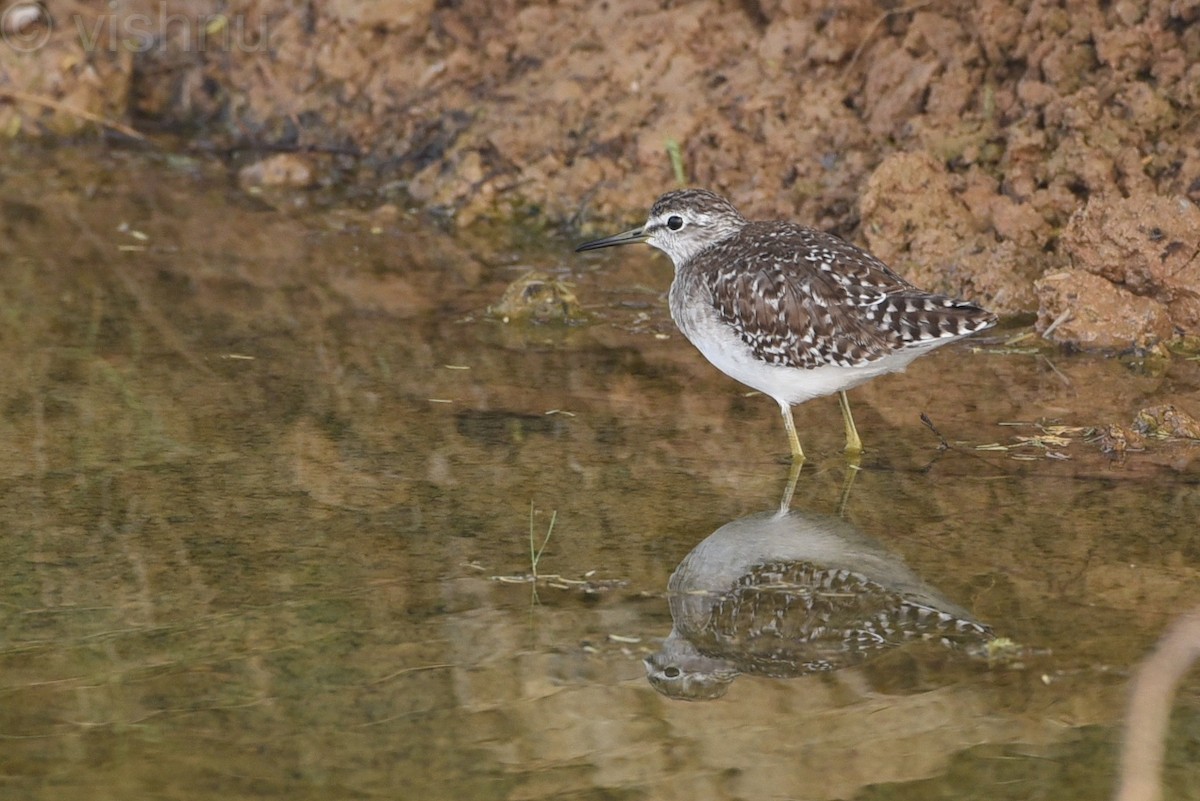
[575,227,647,252]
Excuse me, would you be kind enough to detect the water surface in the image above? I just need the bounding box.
[1,144,1198,800]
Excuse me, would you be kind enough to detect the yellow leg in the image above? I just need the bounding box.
[779,457,803,514]
[779,401,805,462]
[838,391,863,455]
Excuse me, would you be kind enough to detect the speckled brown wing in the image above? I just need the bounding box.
[702,223,996,369]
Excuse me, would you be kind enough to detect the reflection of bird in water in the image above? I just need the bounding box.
[646,509,993,701]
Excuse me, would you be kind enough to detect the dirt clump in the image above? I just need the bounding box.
[1034,270,1173,351]
[1034,190,1200,350]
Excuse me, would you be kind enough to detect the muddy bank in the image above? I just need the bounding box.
[2,0,1198,346]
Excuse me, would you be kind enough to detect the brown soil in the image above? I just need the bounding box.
[2,0,1199,346]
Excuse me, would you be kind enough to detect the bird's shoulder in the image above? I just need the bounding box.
[703,221,913,294]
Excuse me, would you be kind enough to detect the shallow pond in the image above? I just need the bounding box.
[1,144,1198,800]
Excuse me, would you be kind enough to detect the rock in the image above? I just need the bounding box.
[1060,194,1200,333]
[1133,405,1200,440]
[1034,270,1172,349]
[1095,424,1145,456]
[238,153,317,190]
[489,272,583,324]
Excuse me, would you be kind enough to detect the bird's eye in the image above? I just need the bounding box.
[663,666,682,678]
[667,215,684,231]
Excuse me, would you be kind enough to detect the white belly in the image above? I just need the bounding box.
[673,299,947,407]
